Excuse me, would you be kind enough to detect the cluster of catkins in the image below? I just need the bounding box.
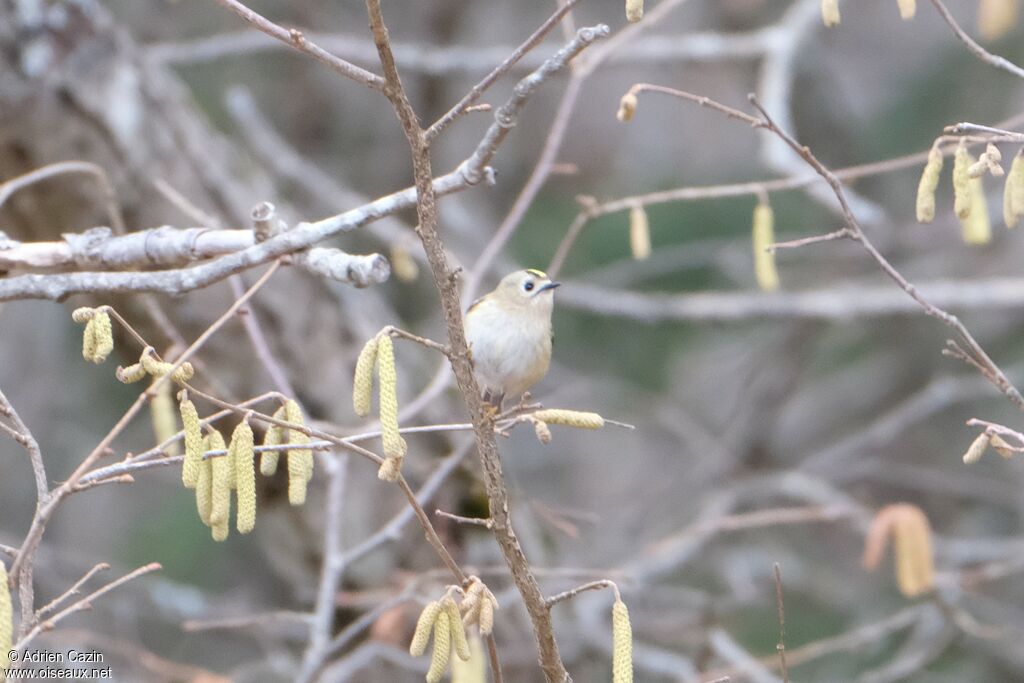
[408,580,502,683]
[353,333,407,481]
[962,430,1018,464]
[180,395,314,541]
[917,140,1024,245]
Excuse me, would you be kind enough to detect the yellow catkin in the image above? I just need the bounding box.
[390,244,420,282]
[961,175,992,245]
[410,601,442,657]
[892,506,935,597]
[116,362,147,384]
[978,0,1019,41]
[612,599,634,683]
[210,442,233,532]
[451,633,486,683]
[82,316,97,362]
[231,419,256,534]
[90,311,114,363]
[629,205,651,260]
[989,434,1015,459]
[962,433,991,464]
[617,93,638,122]
[478,597,494,636]
[353,337,379,417]
[260,405,287,476]
[897,0,916,19]
[444,597,471,662]
[427,611,452,683]
[752,202,780,291]
[196,430,224,527]
[534,420,552,444]
[915,147,943,223]
[821,0,840,26]
[285,400,314,505]
[953,141,972,219]
[180,397,203,488]
[150,380,180,457]
[1012,154,1024,218]
[377,336,407,461]
[625,0,643,23]
[1005,153,1024,228]
[0,561,11,672]
[531,409,604,429]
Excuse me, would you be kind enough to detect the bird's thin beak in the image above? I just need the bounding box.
[539,281,561,292]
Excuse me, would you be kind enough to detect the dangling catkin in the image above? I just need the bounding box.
[863,504,935,597]
[150,379,180,457]
[89,311,114,364]
[353,337,379,417]
[629,205,651,260]
[915,146,943,223]
[390,244,420,282]
[410,601,442,657]
[196,430,224,527]
[0,561,11,672]
[478,596,494,636]
[897,0,916,19]
[953,141,972,219]
[961,175,992,245]
[534,420,552,444]
[821,0,840,26]
[260,404,287,476]
[990,434,1016,459]
[285,400,314,505]
[81,316,97,362]
[210,440,233,534]
[617,93,638,122]
[752,201,780,291]
[612,598,634,683]
[1005,152,1024,228]
[962,432,991,464]
[444,597,471,662]
[892,506,935,597]
[426,611,452,683]
[116,362,147,384]
[531,409,604,429]
[978,0,1019,41]
[180,396,203,488]
[231,418,256,534]
[377,336,406,459]
[625,0,643,23]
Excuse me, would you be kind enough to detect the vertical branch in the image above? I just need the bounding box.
[363,1,571,680]
[298,453,349,682]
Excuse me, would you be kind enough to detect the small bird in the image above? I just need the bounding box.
[464,269,560,408]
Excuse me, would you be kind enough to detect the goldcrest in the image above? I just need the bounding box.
[464,269,560,407]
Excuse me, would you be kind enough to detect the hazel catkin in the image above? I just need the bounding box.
[915,146,943,223]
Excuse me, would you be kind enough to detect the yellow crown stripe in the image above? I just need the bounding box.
[525,268,547,279]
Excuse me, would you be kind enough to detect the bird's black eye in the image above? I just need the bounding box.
[523,281,535,292]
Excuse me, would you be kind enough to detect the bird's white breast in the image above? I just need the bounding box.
[465,299,552,398]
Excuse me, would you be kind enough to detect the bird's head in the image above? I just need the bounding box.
[493,269,560,312]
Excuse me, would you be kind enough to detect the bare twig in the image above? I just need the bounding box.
[212,0,386,91]
[928,0,1024,80]
[773,564,789,683]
